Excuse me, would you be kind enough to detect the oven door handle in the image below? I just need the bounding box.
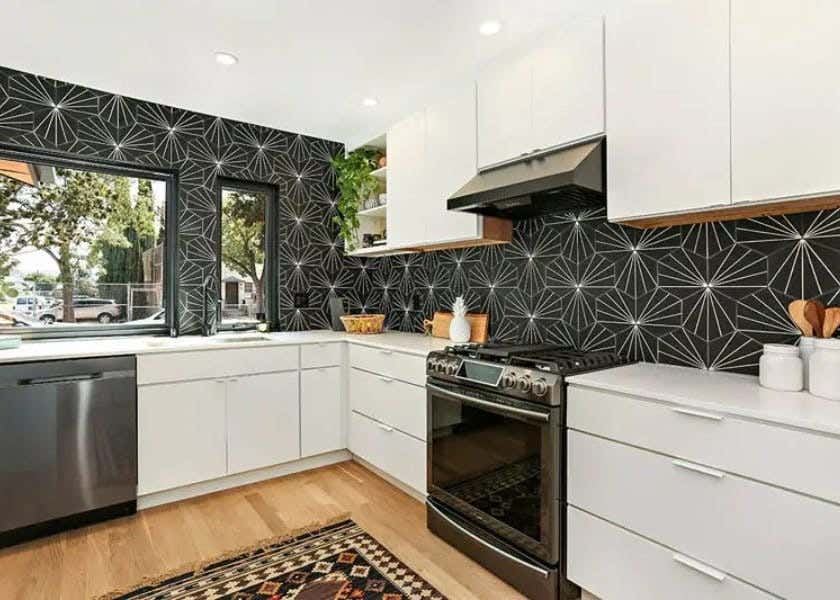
[427,383,550,423]
[427,501,551,579]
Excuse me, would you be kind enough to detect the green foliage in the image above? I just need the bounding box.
[221,191,266,312]
[331,148,381,251]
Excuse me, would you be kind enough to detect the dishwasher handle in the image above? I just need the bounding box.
[19,373,104,386]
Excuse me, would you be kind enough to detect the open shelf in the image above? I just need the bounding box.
[370,166,387,180]
[358,204,387,218]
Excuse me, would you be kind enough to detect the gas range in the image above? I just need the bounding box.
[426,342,629,406]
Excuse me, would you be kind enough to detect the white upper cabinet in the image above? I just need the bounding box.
[422,84,481,245]
[477,52,533,169]
[605,1,731,221]
[731,1,840,204]
[386,84,482,248]
[386,109,426,248]
[477,16,605,170]
[531,17,605,155]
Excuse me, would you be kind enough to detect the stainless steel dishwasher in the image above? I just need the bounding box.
[0,356,137,547]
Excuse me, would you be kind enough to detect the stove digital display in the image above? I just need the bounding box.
[459,360,503,386]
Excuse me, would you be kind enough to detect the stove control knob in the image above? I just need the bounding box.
[445,361,459,375]
[502,372,518,388]
[517,374,532,393]
[532,377,549,397]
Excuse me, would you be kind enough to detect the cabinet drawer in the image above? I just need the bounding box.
[137,346,299,385]
[349,344,426,386]
[300,342,342,369]
[349,411,425,493]
[568,507,771,600]
[350,367,425,440]
[568,385,840,504]
[568,430,840,599]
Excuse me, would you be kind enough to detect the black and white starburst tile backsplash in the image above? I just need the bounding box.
[367,208,840,375]
[2,66,839,374]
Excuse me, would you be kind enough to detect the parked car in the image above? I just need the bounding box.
[0,311,43,328]
[134,309,165,323]
[38,298,123,324]
[12,295,49,316]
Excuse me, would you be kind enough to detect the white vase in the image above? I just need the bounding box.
[449,315,471,343]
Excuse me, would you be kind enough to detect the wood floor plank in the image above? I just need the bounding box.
[0,461,526,600]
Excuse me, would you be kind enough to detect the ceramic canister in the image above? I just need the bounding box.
[759,344,803,392]
[799,336,817,391]
[809,338,840,401]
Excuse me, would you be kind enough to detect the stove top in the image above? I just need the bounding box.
[427,342,630,406]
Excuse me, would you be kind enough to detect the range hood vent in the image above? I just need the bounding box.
[447,139,604,219]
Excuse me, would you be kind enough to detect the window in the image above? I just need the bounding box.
[0,152,172,336]
[218,180,276,329]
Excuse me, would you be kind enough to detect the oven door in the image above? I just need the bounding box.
[427,380,560,564]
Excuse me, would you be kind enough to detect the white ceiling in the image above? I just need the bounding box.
[0,0,591,146]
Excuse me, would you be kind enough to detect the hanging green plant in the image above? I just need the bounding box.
[331,148,381,251]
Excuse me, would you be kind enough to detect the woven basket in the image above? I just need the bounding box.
[340,314,385,334]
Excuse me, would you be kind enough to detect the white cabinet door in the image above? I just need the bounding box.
[227,371,300,474]
[138,380,227,495]
[732,1,840,203]
[477,49,533,169]
[532,16,605,153]
[300,366,343,457]
[386,110,426,247]
[605,1,731,220]
[423,84,480,244]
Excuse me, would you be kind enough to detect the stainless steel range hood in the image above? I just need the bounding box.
[447,139,604,219]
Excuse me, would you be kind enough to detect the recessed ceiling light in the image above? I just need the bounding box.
[215,52,239,66]
[362,97,379,108]
[479,20,502,36]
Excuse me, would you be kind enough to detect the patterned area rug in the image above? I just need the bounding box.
[99,519,448,600]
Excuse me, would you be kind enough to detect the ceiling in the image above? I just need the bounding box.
[0,0,592,146]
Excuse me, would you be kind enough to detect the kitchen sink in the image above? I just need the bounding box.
[210,334,272,344]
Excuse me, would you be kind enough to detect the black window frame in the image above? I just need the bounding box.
[0,145,178,340]
[215,177,279,332]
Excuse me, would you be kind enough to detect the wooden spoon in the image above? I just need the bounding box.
[788,300,813,336]
[804,300,826,338]
[823,307,840,339]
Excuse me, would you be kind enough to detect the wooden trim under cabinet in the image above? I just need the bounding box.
[406,216,512,252]
[619,193,840,229]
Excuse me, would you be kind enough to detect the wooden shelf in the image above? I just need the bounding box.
[357,204,387,218]
[370,166,387,180]
[348,243,391,257]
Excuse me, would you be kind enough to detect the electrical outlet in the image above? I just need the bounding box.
[293,291,309,308]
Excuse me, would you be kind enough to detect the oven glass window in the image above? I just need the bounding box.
[430,390,544,544]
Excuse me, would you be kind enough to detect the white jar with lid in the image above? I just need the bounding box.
[759,344,803,392]
[809,338,840,401]
[799,336,817,391]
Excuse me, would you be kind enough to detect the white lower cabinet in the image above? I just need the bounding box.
[138,379,227,495]
[227,371,300,474]
[300,366,343,457]
[568,507,771,600]
[349,411,425,494]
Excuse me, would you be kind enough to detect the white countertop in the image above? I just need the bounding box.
[0,330,449,364]
[567,362,840,437]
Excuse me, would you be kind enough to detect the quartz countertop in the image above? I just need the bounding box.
[0,330,449,364]
[567,362,840,437]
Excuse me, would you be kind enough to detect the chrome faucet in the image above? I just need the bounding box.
[201,274,218,337]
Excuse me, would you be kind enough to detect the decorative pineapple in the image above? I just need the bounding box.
[449,296,471,343]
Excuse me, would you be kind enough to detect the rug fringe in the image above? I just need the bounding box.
[94,512,353,600]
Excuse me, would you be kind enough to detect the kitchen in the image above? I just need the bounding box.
[0,2,839,599]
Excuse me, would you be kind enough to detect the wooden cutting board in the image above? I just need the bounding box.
[423,311,489,343]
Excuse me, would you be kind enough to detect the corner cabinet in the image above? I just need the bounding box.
[385,84,512,252]
[731,1,840,205]
[477,16,605,170]
[605,1,731,222]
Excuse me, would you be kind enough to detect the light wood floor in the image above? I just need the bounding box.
[0,461,526,599]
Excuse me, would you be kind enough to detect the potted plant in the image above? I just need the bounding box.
[331,148,381,251]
